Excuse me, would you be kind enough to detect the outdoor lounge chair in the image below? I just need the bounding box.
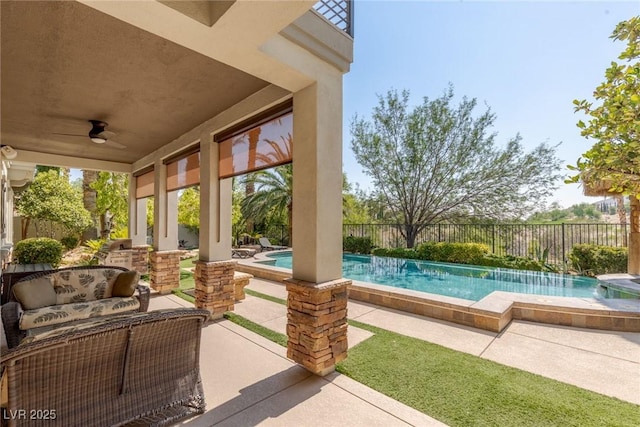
[232,248,257,259]
[258,237,287,251]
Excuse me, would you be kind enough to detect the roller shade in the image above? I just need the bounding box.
[166,151,200,192]
[135,170,154,199]
[218,111,292,179]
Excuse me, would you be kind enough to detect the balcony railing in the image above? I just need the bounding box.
[314,0,354,37]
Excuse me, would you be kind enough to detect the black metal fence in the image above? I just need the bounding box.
[343,223,629,265]
[314,0,354,36]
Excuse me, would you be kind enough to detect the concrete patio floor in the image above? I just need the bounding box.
[149,276,639,426]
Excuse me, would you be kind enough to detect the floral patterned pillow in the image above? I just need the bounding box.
[53,269,120,304]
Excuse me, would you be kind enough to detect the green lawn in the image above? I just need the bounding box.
[339,320,640,427]
[172,257,198,303]
[223,306,639,427]
[179,256,198,269]
[244,288,287,305]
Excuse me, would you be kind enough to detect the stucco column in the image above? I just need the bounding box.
[198,137,232,261]
[152,159,178,251]
[196,136,235,318]
[128,175,150,275]
[150,160,180,293]
[629,196,640,275]
[128,175,147,246]
[292,78,343,282]
[289,76,350,376]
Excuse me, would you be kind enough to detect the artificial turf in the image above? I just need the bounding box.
[337,320,640,427]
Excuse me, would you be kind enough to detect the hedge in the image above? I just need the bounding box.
[343,236,373,254]
[372,242,552,272]
[13,237,64,268]
[569,244,628,277]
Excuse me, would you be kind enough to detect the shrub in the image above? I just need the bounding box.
[60,235,79,250]
[372,243,552,273]
[569,244,628,276]
[13,238,64,268]
[372,247,419,259]
[416,242,489,264]
[343,236,373,254]
[84,239,107,254]
[475,254,550,272]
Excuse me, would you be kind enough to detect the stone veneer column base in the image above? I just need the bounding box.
[195,260,236,319]
[149,250,181,294]
[131,245,150,275]
[285,277,351,376]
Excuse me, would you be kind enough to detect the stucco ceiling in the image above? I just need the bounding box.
[0,1,270,164]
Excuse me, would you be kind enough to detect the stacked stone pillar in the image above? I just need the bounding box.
[149,250,181,294]
[131,245,150,275]
[194,260,236,319]
[285,277,350,376]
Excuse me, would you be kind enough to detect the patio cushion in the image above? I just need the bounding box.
[12,276,56,310]
[112,270,139,297]
[19,297,140,330]
[53,268,120,304]
[20,310,155,344]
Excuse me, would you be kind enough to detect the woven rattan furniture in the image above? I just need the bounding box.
[1,308,209,427]
[2,265,150,349]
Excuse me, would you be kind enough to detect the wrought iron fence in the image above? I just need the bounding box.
[343,223,630,265]
[314,0,354,36]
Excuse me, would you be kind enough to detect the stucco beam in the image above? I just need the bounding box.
[132,84,290,172]
[10,150,131,173]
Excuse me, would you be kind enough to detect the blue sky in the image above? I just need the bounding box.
[342,1,639,209]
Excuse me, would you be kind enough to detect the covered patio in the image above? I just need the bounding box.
[2,0,354,377]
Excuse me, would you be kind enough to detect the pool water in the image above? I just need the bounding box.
[259,252,603,302]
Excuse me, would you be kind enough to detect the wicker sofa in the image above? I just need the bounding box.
[1,308,208,427]
[1,265,150,349]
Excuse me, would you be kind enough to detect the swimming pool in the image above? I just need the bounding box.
[258,252,603,302]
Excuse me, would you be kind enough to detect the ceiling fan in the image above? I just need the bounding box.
[53,120,127,149]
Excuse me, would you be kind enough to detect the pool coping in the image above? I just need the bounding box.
[237,252,640,333]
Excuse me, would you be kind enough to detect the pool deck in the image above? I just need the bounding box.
[237,253,640,333]
[150,276,639,426]
[236,277,640,405]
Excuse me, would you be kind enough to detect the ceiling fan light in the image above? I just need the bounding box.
[90,136,107,144]
[1,145,18,160]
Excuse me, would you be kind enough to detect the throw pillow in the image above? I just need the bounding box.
[13,276,57,310]
[112,271,139,297]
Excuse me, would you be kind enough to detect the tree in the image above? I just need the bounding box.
[15,169,92,239]
[351,87,563,247]
[146,198,154,229]
[91,172,129,238]
[241,164,293,243]
[343,174,373,224]
[82,170,99,241]
[177,186,200,234]
[569,16,640,194]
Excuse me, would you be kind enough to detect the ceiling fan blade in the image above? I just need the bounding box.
[100,130,117,138]
[52,132,85,137]
[105,139,127,149]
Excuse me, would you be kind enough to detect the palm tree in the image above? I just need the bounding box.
[241,164,292,244]
[614,194,628,246]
